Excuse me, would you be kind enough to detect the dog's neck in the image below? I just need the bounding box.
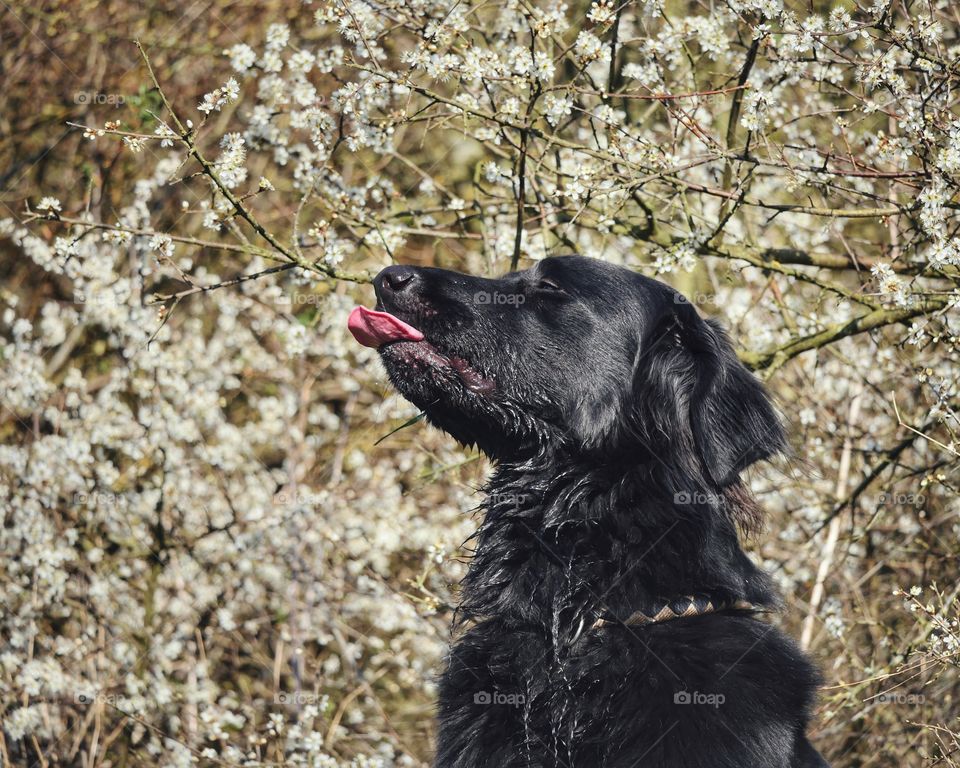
[458,451,778,632]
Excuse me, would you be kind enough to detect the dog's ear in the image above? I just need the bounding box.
[675,301,786,486]
[561,293,785,476]
[564,344,635,452]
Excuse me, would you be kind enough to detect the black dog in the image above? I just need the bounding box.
[349,255,828,767]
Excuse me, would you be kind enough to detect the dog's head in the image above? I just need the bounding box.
[349,255,785,488]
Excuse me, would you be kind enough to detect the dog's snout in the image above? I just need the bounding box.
[376,264,420,298]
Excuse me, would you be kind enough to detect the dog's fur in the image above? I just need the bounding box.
[367,255,829,767]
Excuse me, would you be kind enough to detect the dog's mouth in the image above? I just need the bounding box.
[348,305,495,395]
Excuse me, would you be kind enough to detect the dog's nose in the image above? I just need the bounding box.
[375,264,420,299]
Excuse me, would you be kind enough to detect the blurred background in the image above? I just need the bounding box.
[1,0,958,766]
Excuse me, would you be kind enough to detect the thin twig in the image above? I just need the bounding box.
[891,394,960,457]
[135,41,371,285]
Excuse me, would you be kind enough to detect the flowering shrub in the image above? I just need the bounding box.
[1,0,958,765]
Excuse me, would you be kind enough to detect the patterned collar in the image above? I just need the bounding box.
[591,594,770,630]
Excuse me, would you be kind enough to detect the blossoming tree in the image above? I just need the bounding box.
[1,0,958,765]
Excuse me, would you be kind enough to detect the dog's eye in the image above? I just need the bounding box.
[536,277,564,292]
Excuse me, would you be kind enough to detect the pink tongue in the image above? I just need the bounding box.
[348,306,424,348]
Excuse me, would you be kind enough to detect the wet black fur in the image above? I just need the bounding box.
[369,255,829,767]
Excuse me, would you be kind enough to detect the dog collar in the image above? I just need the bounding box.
[591,595,769,630]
